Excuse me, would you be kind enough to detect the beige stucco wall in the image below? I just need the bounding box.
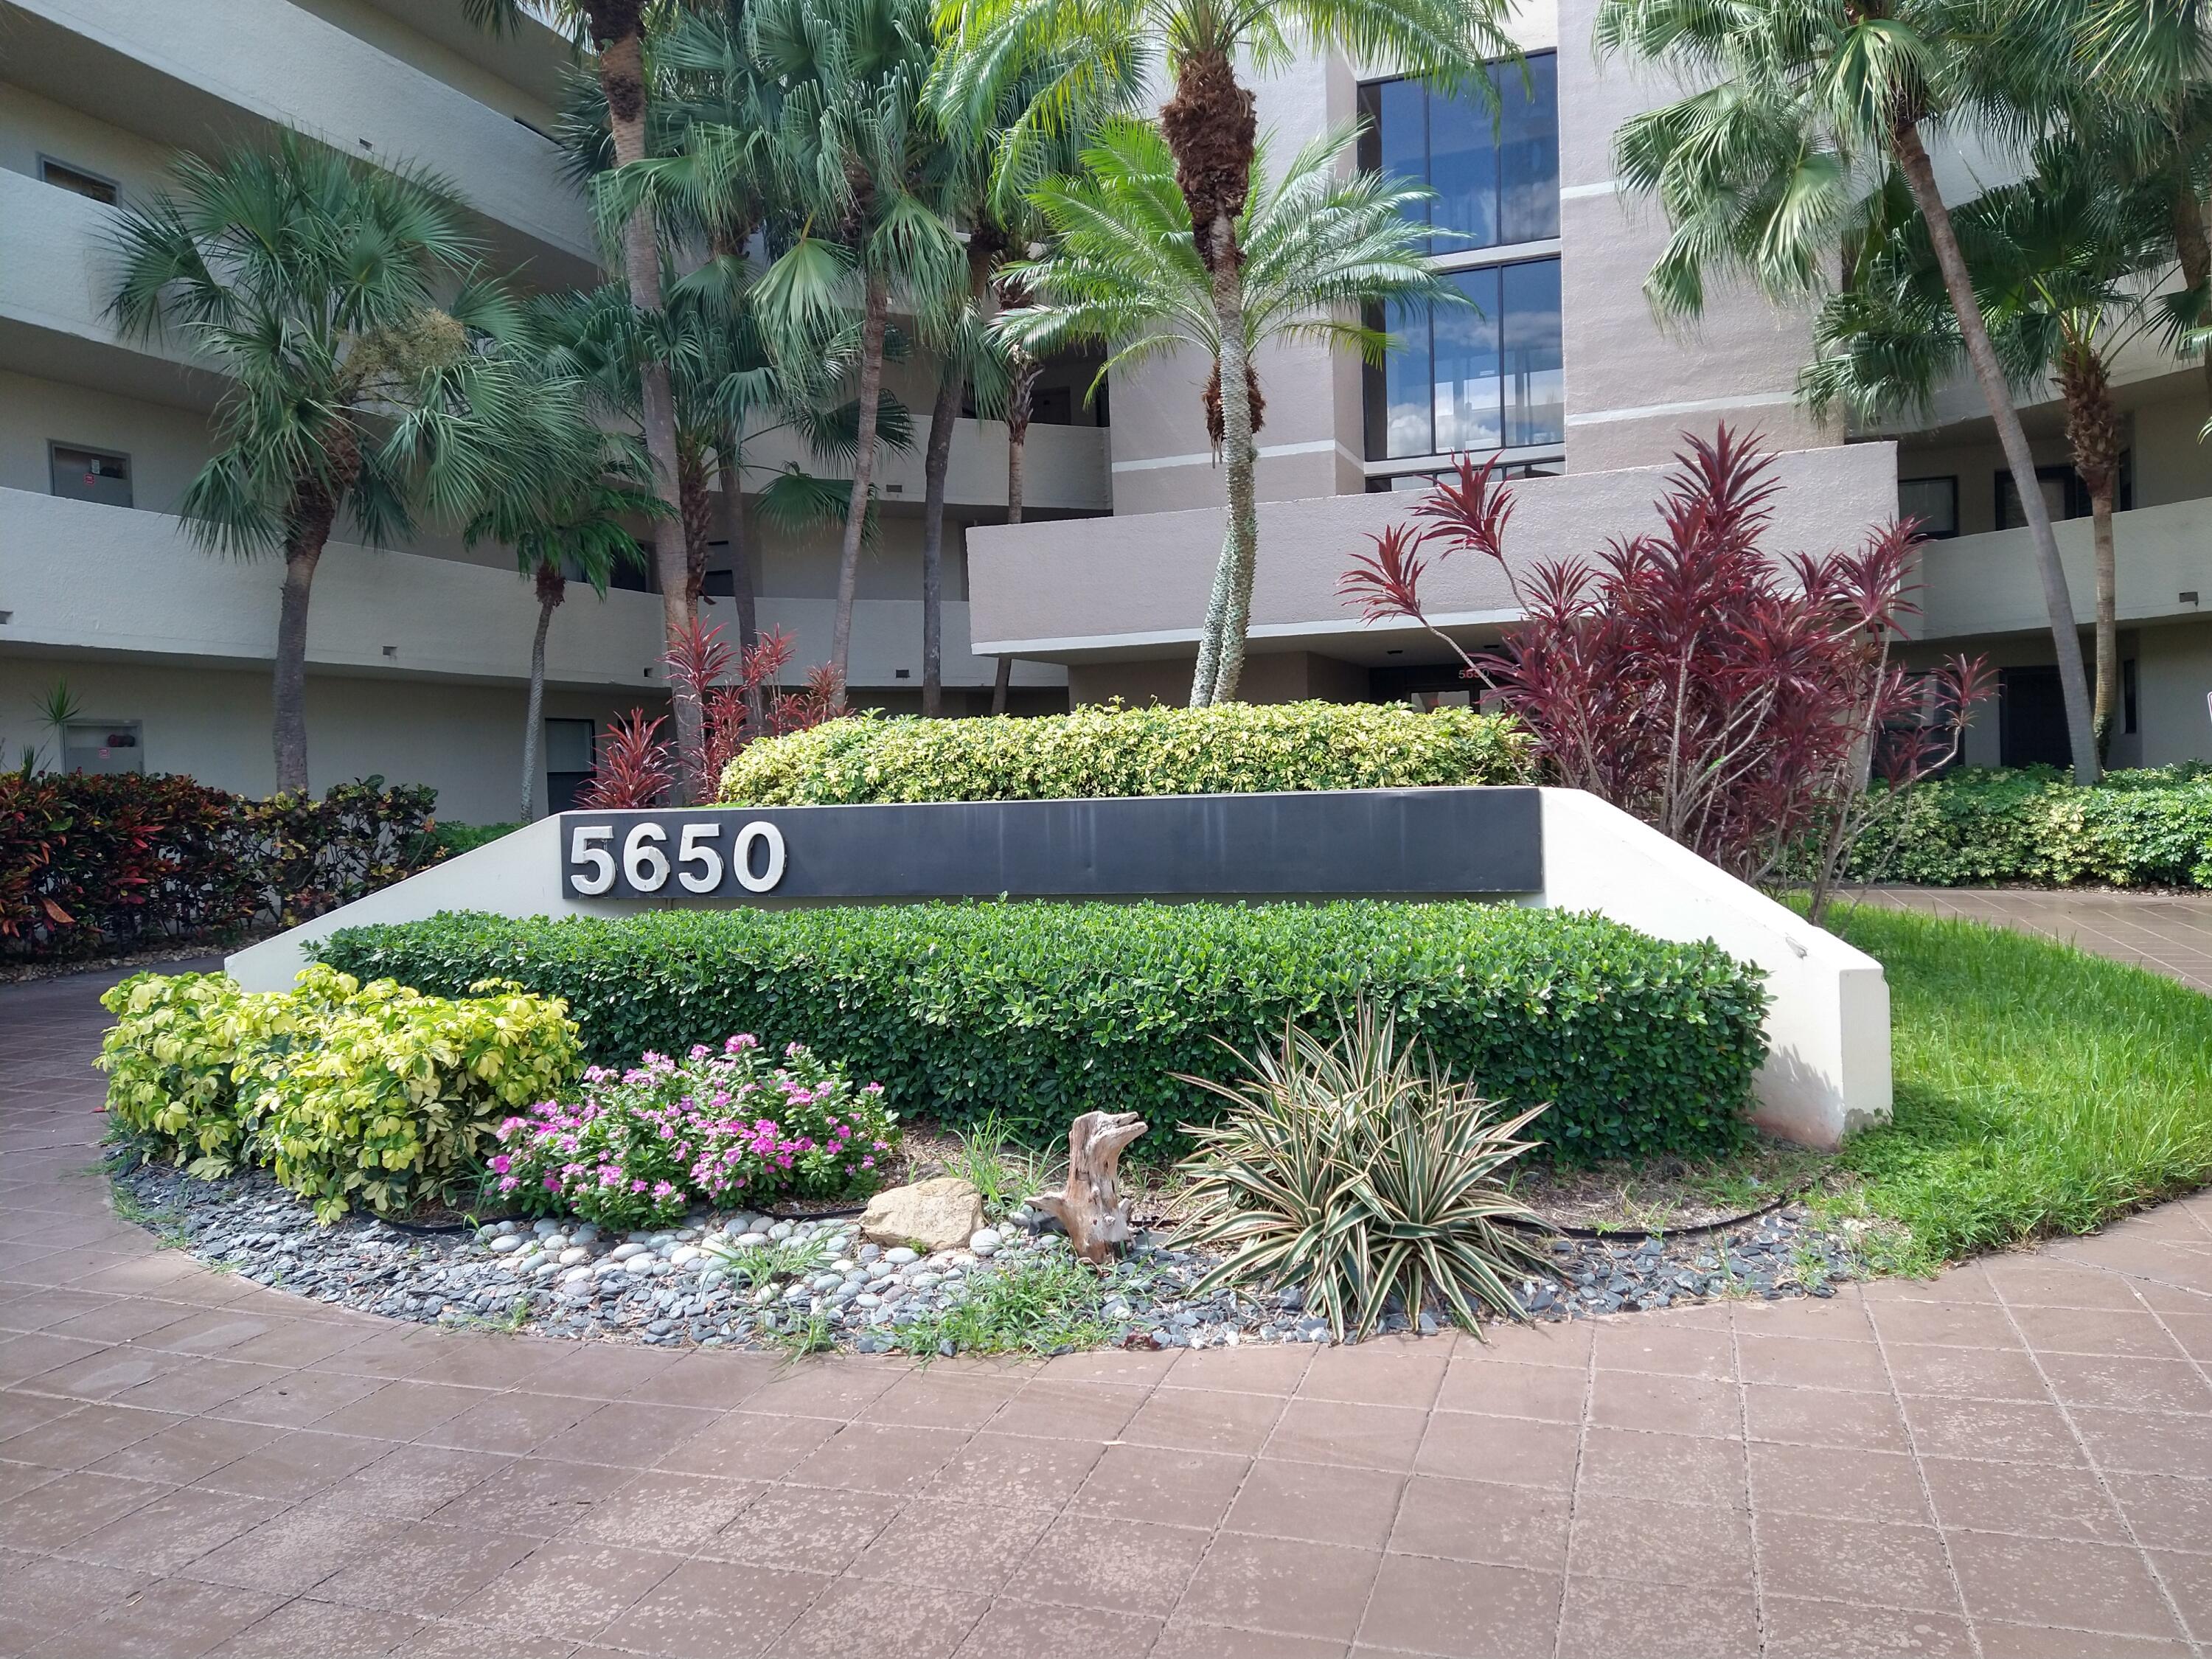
[971,439,1899,658]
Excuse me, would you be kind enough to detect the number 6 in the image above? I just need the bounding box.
[622,822,669,891]
[569,825,614,894]
[677,821,724,893]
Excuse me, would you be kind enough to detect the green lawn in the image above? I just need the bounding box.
[1818,901,2212,1273]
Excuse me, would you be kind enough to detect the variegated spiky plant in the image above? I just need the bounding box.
[1174,1005,1554,1343]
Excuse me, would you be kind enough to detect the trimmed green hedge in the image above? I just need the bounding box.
[717,700,1531,804]
[1854,766,2212,888]
[314,903,1768,1163]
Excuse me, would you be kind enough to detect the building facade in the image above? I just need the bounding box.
[6,0,2209,821]
[0,0,1093,823]
[966,0,2212,771]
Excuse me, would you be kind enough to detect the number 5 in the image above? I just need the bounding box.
[569,825,614,895]
[677,821,724,893]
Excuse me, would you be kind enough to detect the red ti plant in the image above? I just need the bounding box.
[1339,427,1991,924]
[583,621,842,810]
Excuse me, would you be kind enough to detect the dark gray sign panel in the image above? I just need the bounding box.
[558,787,1542,902]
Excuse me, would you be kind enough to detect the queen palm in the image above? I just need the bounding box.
[1802,150,2174,759]
[1596,0,2104,782]
[997,117,1460,700]
[933,0,1510,706]
[111,136,534,795]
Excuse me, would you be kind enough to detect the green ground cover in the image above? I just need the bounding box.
[1820,902,2212,1271]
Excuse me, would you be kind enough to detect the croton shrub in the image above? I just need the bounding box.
[2,772,447,960]
[1849,765,2212,888]
[100,964,579,1220]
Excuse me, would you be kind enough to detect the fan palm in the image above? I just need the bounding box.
[1802,147,2174,759]
[933,0,1512,706]
[465,403,658,823]
[998,116,1461,697]
[110,135,543,796]
[1596,0,2104,782]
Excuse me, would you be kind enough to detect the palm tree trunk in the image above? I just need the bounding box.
[1207,250,1259,706]
[993,351,1037,711]
[2090,479,2117,757]
[2056,341,2124,762]
[271,542,321,797]
[521,567,563,823]
[2174,187,2212,411]
[1893,121,2098,783]
[719,442,765,732]
[679,444,714,611]
[594,15,697,785]
[830,271,890,710]
[920,363,963,717]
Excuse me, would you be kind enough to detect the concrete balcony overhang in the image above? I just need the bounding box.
[745,417,1110,517]
[3,0,597,285]
[1910,495,2212,644]
[0,490,1065,692]
[967,441,1902,664]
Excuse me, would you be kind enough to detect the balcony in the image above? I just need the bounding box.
[0,490,1064,692]
[743,417,1112,515]
[967,441,1902,661]
[6,0,592,269]
[1913,497,2212,642]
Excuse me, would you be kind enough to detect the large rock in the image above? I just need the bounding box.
[860,1178,985,1253]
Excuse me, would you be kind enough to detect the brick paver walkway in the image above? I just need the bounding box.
[6,965,2212,1658]
[1860,887,2212,995]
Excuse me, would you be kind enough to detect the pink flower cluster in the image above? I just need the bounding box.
[489,1034,897,1230]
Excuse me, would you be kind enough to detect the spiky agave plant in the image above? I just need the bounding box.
[1174,1005,1554,1342]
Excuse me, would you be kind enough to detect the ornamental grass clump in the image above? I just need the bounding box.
[489,1035,898,1231]
[1176,1006,1557,1341]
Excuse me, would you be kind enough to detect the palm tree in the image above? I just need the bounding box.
[997,117,1461,698]
[742,0,966,709]
[110,136,535,795]
[465,418,658,821]
[934,0,1510,706]
[1595,0,2104,782]
[468,0,698,768]
[1802,149,2173,759]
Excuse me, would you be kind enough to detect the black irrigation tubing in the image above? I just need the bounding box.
[375,1201,877,1238]
[1512,1183,1815,1244]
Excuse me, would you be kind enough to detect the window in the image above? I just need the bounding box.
[1366,258,1562,460]
[1357,55,1559,252]
[1898,476,1958,539]
[1996,459,2131,529]
[39,156,119,205]
[543,718,597,813]
[63,721,142,776]
[608,544,656,593]
[1366,458,1563,493]
[49,444,132,508]
[2123,657,2138,737]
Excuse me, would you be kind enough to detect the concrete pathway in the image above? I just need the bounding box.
[5,967,2212,1658]
[1859,887,2212,995]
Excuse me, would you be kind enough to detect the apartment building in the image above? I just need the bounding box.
[0,0,1091,823]
[966,0,2212,770]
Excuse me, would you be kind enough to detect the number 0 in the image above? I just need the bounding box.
[733,821,786,892]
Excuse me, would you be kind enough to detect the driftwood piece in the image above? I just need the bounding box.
[1029,1110,1149,1264]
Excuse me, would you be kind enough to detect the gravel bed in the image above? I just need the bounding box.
[112,1160,1863,1352]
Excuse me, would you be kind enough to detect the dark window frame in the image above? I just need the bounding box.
[1898,474,1959,539]
[1362,254,1564,462]
[1995,458,2132,530]
[47,441,133,509]
[1355,53,1561,254]
[38,154,120,205]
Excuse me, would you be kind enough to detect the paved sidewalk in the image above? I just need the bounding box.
[1859,887,2212,995]
[4,969,2212,1658]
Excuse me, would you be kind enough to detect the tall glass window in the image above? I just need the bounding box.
[1357,55,1559,251]
[1365,258,1564,460]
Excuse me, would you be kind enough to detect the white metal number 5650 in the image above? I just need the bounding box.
[568,818,785,896]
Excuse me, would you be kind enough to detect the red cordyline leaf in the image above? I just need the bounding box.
[578,711,674,810]
[1343,424,1993,884]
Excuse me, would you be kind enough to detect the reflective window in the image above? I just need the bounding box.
[1365,258,1563,460]
[1358,56,1559,252]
